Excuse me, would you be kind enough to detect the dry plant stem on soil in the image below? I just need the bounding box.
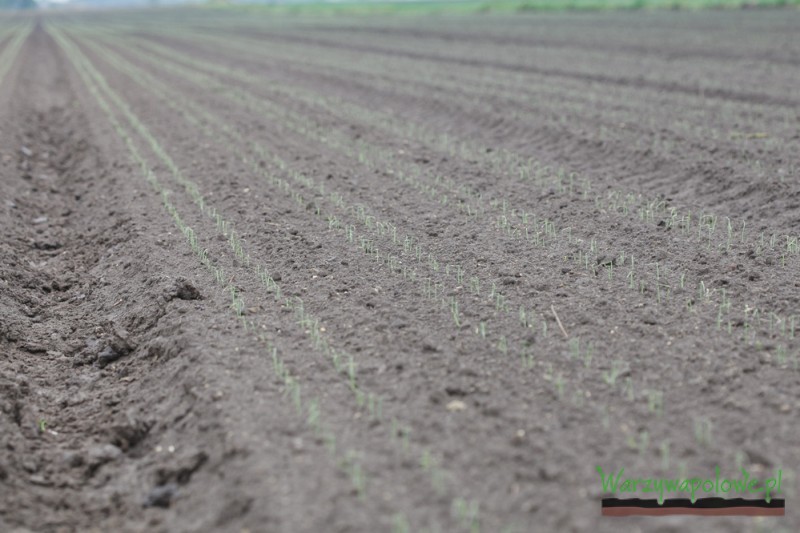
[551,305,569,339]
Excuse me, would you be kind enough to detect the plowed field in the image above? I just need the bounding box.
[1,8,798,533]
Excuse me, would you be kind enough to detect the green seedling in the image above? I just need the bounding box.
[347,356,357,391]
[647,389,664,417]
[497,335,508,355]
[450,297,461,327]
[694,417,713,448]
[622,377,634,401]
[660,440,670,471]
[572,389,584,408]
[392,514,411,533]
[554,373,565,399]
[603,360,625,386]
[600,405,610,429]
[307,400,320,432]
[451,498,480,533]
[626,430,649,455]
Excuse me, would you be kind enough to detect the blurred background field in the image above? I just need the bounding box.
[3,0,799,14]
[206,0,800,16]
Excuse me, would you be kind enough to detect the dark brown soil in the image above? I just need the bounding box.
[1,9,798,533]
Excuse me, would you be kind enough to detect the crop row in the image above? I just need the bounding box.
[178,27,797,199]
[51,20,379,515]
[62,23,800,516]
[86,22,798,198]
[76,14,800,114]
[69,22,799,272]
[61,16,800,524]
[75,20,800,448]
[94,26,800,274]
[64,26,681,525]
[0,23,31,86]
[53,25,499,532]
[88,28,800,359]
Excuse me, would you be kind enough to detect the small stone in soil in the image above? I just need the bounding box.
[96,346,123,367]
[21,342,47,353]
[34,241,62,250]
[173,278,201,300]
[29,474,51,486]
[143,483,179,508]
[446,400,466,411]
[421,342,439,353]
[62,450,85,468]
[87,443,122,467]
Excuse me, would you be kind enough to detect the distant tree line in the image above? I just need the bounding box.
[0,0,36,9]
